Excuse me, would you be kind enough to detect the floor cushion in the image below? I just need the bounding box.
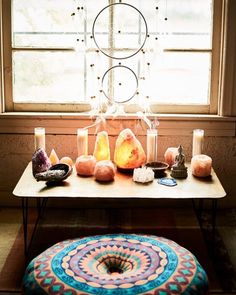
[23,234,208,294]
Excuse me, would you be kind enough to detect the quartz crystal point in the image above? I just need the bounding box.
[114,128,146,169]
[32,148,51,177]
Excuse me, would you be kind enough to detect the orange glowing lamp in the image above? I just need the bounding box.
[93,131,110,161]
[114,128,146,169]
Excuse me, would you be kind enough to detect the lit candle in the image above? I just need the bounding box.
[191,154,212,177]
[192,129,204,156]
[164,147,178,167]
[34,127,45,150]
[77,128,88,157]
[146,129,158,163]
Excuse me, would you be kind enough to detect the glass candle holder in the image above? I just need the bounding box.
[146,129,158,163]
[192,129,204,157]
[77,128,88,157]
[34,127,45,150]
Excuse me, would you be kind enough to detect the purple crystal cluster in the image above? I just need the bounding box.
[32,148,51,176]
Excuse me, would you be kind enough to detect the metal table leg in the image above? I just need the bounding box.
[21,198,29,256]
[212,199,218,249]
[21,197,48,256]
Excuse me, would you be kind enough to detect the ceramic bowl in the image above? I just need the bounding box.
[145,161,169,178]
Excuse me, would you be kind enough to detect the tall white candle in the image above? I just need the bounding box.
[146,129,158,163]
[192,129,204,157]
[34,127,45,150]
[77,128,88,157]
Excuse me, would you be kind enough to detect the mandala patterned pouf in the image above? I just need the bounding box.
[23,234,208,295]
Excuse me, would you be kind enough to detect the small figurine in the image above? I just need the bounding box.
[170,145,188,179]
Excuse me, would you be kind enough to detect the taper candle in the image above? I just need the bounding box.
[77,128,88,157]
[146,129,158,163]
[34,127,45,150]
[192,129,204,156]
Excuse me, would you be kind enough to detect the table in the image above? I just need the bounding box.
[13,162,226,255]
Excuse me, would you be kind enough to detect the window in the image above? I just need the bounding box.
[1,0,222,114]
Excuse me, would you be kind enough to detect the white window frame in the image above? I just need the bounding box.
[0,0,236,118]
[1,0,229,114]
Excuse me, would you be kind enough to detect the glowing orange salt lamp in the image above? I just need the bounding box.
[93,131,110,161]
[114,128,146,169]
[49,149,60,165]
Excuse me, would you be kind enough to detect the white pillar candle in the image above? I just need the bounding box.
[191,154,212,177]
[77,128,88,157]
[146,129,158,163]
[192,129,204,157]
[34,127,45,150]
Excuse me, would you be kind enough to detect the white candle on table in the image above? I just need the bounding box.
[34,127,45,150]
[192,129,204,157]
[77,128,88,157]
[146,129,158,163]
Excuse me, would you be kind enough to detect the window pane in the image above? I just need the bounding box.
[141,0,212,49]
[13,51,85,103]
[12,0,76,48]
[10,0,214,110]
[147,52,211,104]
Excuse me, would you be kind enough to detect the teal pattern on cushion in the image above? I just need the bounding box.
[23,234,208,295]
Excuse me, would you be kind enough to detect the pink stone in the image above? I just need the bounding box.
[164,147,178,167]
[191,154,212,177]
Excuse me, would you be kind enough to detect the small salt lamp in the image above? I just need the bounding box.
[114,128,146,169]
[164,147,178,167]
[191,154,212,177]
[93,131,110,161]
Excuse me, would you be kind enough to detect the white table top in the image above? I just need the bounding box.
[13,162,226,200]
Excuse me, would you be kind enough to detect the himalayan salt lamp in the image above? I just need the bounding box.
[164,147,178,167]
[191,154,212,177]
[93,131,110,161]
[94,160,116,182]
[114,128,146,169]
[75,155,96,176]
[49,149,60,165]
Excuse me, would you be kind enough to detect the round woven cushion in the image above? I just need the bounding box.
[23,234,208,295]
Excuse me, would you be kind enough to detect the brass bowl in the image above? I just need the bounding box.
[145,161,169,178]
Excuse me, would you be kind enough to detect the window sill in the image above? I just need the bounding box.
[0,112,235,137]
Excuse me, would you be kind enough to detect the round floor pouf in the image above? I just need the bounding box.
[23,234,208,295]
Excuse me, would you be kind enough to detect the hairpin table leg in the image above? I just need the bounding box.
[21,197,29,256]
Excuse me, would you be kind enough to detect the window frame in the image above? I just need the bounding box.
[0,0,233,115]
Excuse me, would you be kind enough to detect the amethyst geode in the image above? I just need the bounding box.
[32,148,51,177]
